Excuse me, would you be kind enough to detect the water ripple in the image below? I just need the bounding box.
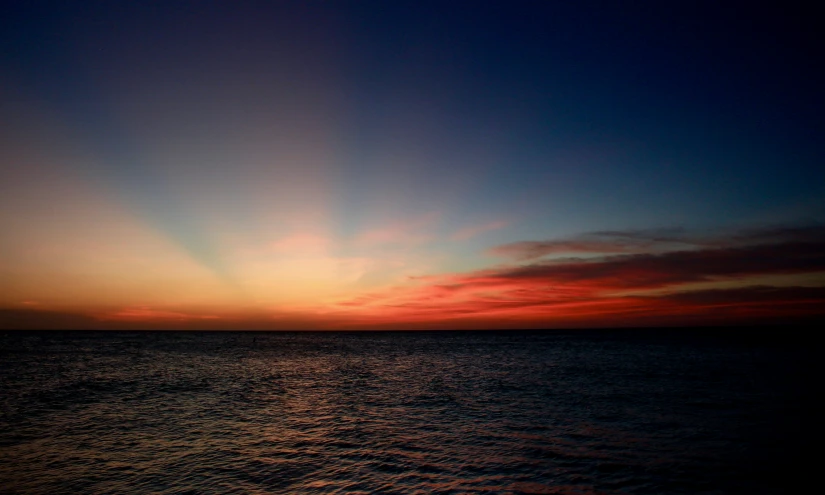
[0,330,812,494]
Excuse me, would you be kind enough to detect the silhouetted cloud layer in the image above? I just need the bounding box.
[488,228,692,259]
[488,225,825,260]
[332,225,825,328]
[3,226,824,329]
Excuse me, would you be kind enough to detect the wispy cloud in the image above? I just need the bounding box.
[728,225,825,244]
[4,225,824,329]
[487,228,692,259]
[331,225,825,327]
[487,225,825,260]
[100,306,222,322]
[0,309,98,330]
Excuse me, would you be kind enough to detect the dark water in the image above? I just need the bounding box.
[0,330,814,494]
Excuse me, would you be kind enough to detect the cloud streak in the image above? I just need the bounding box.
[3,225,824,329]
[488,225,825,260]
[487,228,694,259]
[331,225,825,327]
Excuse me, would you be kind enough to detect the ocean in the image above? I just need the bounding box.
[0,329,813,494]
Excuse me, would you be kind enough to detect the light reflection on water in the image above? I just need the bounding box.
[0,330,811,494]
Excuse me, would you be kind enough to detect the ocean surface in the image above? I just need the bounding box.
[0,330,814,494]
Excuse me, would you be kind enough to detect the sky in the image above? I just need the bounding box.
[1,1,823,330]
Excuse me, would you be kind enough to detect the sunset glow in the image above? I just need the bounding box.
[2,2,823,330]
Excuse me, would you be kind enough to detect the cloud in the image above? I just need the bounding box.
[331,225,825,327]
[100,306,222,322]
[484,239,825,291]
[488,228,692,260]
[619,286,825,325]
[729,224,825,244]
[0,306,349,330]
[5,225,823,330]
[487,225,825,260]
[651,285,825,307]
[0,309,99,330]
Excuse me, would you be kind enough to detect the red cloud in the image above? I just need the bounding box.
[333,229,825,328]
[4,226,824,330]
[101,306,222,321]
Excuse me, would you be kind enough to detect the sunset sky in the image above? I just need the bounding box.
[2,1,823,330]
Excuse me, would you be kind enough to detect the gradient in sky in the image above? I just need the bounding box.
[1,1,823,329]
